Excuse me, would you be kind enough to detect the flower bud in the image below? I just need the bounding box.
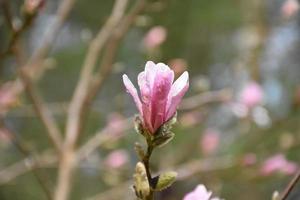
[123,61,189,135]
[133,162,150,199]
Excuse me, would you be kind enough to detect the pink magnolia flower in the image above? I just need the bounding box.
[200,128,220,156]
[143,26,167,49]
[106,113,126,137]
[239,81,263,108]
[24,0,45,14]
[104,150,129,169]
[168,58,188,77]
[180,111,202,127]
[260,154,298,176]
[0,82,20,115]
[183,184,221,200]
[242,153,257,166]
[281,0,299,18]
[123,61,189,134]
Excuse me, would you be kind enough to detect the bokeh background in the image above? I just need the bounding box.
[1,0,300,199]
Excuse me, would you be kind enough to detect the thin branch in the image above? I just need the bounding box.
[179,89,232,110]
[54,1,129,200]
[0,2,37,58]
[87,156,235,200]
[87,0,148,103]
[18,69,63,152]
[1,0,64,152]
[65,0,129,149]
[280,169,300,200]
[27,0,77,68]
[1,0,14,31]
[76,117,132,161]
[0,151,57,185]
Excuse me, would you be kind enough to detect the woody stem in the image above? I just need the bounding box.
[143,140,154,200]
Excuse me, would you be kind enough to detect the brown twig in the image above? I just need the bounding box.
[87,0,148,103]
[18,69,63,152]
[1,0,64,152]
[0,121,55,200]
[87,156,235,200]
[0,150,57,185]
[76,117,132,161]
[280,169,300,200]
[1,0,14,31]
[0,2,37,58]
[27,0,76,68]
[54,1,129,200]
[179,89,232,110]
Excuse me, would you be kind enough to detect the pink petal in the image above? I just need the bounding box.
[145,61,158,90]
[183,184,212,200]
[122,74,142,115]
[150,64,174,132]
[138,71,153,132]
[166,71,189,120]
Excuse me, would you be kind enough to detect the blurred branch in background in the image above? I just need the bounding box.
[280,169,300,200]
[180,89,232,110]
[0,123,55,199]
[0,149,56,186]
[54,0,149,199]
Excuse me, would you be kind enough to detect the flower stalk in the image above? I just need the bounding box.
[124,61,189,199]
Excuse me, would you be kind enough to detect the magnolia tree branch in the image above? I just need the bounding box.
[54,1,130,200]
[280,169,300,200]
[0,151,57,185]
[87,156,235,200]
[64,0,129,151]
[179,89,232,110]
[18,69,63,152]
[27,0,77,68]
[0,0,74,152]
[76,117,132,161]
[0,1,37,58]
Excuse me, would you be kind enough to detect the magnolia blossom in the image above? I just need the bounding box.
[104,150,129,169]
[200,128,220,156]
[281,0,299,18]
[260,154,298,176]
[239,81,263,108]
[242,153,257,166]
[123,61,189,134]
[0,82,20,115]
[183,184,221,200]
[143,26,167,49]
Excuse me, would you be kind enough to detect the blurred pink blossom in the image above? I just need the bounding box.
[281,0,299,18]
[24,0,45,14]
[104,150,129,169]
[106,113,126,137]
[242,153,257,166]
[260,154,298,176]
[179,111,202,127]
[200,128,220,156]
[123,61,189,134]
[0,128,13,146]
[0,82,20,115]
[183,184,221,200]
[168,58,188,77]
[143,26,167,49]
[239,81,263,108]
